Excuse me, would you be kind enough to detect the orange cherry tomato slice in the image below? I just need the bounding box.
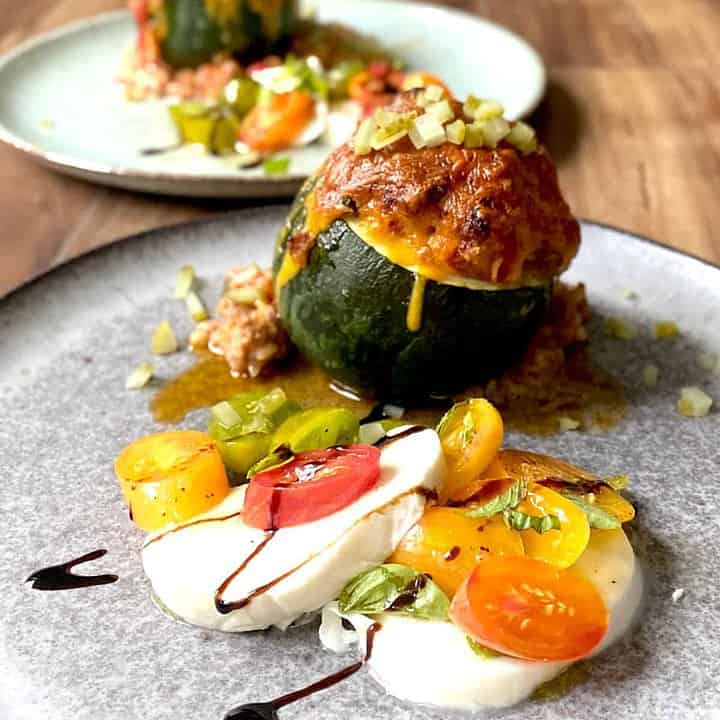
[243,444,381,530]
[115,430,230,532]
[449,555,608,661]
[239,89,314,152]
[389,506,524,597]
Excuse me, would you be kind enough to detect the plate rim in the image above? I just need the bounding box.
[0,2,547,195]
[2,214,718,306]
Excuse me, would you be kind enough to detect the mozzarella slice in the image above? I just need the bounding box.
[320,528,643,710]
[142,427,444,632]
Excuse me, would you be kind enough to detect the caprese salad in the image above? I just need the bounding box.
[115,389,641,710]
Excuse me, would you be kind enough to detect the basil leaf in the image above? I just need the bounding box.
[604,474,630,491]
[562,493,620,530]
[338,564,449,621]
[466,636,500,659]
[464,479,528,519]
[503,509,561,534]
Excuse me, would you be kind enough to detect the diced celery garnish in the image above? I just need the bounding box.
[425,99,454,125]
[655,321,679,339]
[643,364,659,387]
[424,84,444,102]
[506,121,538,153]
[473,99,504,121]
[174,265,195,299]
[445,119,466,145]
[677,387,713,417]
[125,362,154,390]
[353,118,376,155]
[255,387,289,417]
[186,291,208,322]
[605,317,637,340]
[373,107,396,128]
[263,156,291,176]
[481,117,510,148]
[409,114,446,149]
[151,320,178,355]
[212,400,244,428]
[371,128,408,150]
[463,95,482,120]
[225,286,265,305]
[464,122,485,149]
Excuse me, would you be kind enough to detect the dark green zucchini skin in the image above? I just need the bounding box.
[160,0,298,68]
[273,182,551,401]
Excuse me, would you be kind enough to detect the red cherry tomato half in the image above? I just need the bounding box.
[243,444,382,530]
[449,555,608,662]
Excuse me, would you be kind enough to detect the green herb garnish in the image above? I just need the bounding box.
[503,509,561,534]
[561,493,620,530]
[464,480,528,519]
[466,636,500,659]
[339,564,449,621]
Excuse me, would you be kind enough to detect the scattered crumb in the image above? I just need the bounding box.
[605,317,637,340]
[642,364,659,387]
[151,320,178,355]
[655,321,680,339]
[671,588,685,604]
[125,362,155,390]
[697,352,718,372]
[558,416,581,432]
[677,386,713,417]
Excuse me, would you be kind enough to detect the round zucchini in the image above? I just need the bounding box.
[273,183,551,401]
[158,0,298,68]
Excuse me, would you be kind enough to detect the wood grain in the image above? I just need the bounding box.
[1,0,719,297]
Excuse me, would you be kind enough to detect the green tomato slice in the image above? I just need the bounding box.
[271,407,360,453]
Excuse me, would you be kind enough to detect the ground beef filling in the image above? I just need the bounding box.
[190,265,290,378]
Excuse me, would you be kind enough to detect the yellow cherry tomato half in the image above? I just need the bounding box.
[389,506,524,598]
[115,430,230,532]
[516,484,590,568]
[437,399,504,504]
[591,485,636,524]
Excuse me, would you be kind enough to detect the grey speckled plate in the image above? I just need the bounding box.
[1,209,719,720]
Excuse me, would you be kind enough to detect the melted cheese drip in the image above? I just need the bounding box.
[406,275,427,332]
[275,252,302,293]
[346,219,543,291]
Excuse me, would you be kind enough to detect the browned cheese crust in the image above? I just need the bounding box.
[303,93,580,286]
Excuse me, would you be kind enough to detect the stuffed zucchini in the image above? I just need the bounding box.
[136,0,298,68]
[273,90,580,400]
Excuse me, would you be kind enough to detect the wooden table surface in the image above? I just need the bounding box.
[2,0,719,297]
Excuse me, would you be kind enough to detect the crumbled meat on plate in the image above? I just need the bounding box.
[190,264,289,377]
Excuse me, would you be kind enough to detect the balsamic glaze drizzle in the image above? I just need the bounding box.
[373,424,426,448]
[25,549,118,591]
[215,533,275,614]
[223,623,382,720]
